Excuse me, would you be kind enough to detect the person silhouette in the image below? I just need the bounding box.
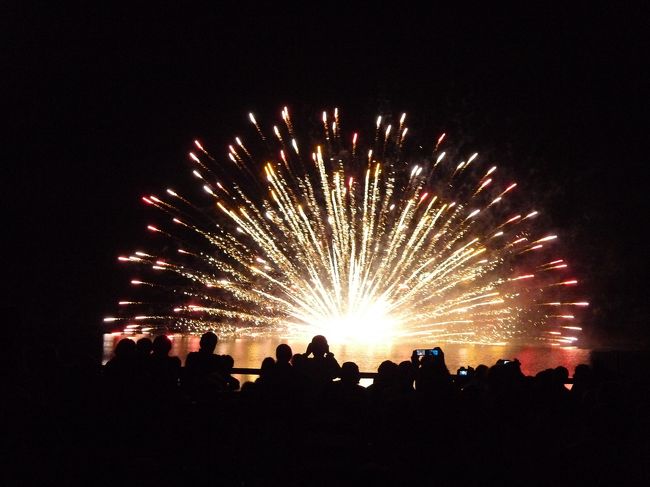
[184,331,220,375]
[104,338,137,380]
[103,338,141,404]
[221,354,240,391]
[136,337,153,359]
[367,360,399,402]
[149,335,181,391]
[328,361,367,407]
[412,347,453,397]
[571,363,593,404]
[276,343,293,365]
[255,356,276,388]
[303,335,341,388]
[183,331,227,398]
[268,344,298,394]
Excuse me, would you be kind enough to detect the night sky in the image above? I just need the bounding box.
[7,3,648,355]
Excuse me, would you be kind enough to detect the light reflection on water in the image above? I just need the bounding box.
[103,333,591,384]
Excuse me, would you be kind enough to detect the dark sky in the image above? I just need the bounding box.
[7,3,649,352]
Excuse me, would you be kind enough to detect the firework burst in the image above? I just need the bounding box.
[106,107,587,346]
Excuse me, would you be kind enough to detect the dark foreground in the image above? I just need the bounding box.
[9,336,650,486]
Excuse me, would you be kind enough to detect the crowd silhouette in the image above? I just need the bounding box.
[11,331,650,486]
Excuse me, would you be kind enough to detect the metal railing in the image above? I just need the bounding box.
[231,367,574,383]
[232,367,377,379]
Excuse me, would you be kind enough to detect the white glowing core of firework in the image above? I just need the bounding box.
[289,298,398,343]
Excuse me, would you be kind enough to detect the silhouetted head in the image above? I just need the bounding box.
[291,352,306,369]
[260,357,276,377]
[199,331,218,353]
[375,360,399,387]
[378,360,398,375]
[474,364,489,378]
[114,338,136,358]
[307,335,329,357]
[554,365,569,384]
[222,354,234,371]
[152,335,172,356]
[276,344,293,364]
[340,362,361,385]
[136,337,153,356]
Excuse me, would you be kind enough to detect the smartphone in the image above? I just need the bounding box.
[458,369,468,376]
[416,349,436,356]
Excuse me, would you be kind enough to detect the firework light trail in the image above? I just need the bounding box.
[107,108,587,346]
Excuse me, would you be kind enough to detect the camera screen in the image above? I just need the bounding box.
[459,370,468,376]
[416,349,439,356]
